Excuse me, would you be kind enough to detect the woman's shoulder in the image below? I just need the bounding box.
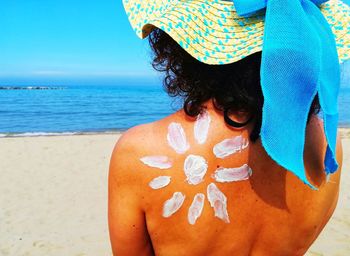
[109,111,183,178]
[112,112,180,153]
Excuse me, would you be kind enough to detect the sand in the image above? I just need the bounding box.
[0,130,349,256]
[0,134,119,256]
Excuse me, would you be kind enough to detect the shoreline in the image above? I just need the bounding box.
[0,130,125,138]
[1,127,349,139]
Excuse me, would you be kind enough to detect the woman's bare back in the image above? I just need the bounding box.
[108,101,342,256]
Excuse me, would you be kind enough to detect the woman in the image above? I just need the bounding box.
[109,0,349,255]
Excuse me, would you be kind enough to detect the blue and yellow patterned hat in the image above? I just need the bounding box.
[123,0,350,64]
[122,0,350,188]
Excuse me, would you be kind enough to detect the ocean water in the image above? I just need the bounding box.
[0,85,349,137]
[0,85,177,137]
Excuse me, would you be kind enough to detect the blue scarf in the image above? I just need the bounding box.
[234,0,340,188]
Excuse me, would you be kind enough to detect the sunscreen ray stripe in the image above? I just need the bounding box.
[188,193,205,225]
[207,183,230,223]
[213,164,253,182]
[140,155,173,169]
[163,192,186,218]
[167,122,190,154]
[149,176,171,189]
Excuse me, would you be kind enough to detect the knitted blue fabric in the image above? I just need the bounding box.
[234,0,341,188]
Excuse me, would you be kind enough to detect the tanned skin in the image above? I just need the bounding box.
[108,100,342,256]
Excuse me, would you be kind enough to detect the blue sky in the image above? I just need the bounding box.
[0,0,156,85]
[0,0,349,86]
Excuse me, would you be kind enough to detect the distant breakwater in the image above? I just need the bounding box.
[0,86,65,90]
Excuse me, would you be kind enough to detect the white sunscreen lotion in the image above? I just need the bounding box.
[194,110,211,144]
[167,122,190,154]
[163,192,186,218]
[149,176,171,189]
[213,164,253,182]
[188,193,205,225]
[213,135,249,159]
[207,183,230,223]
[140,155,173,169]
[184,154,208,185]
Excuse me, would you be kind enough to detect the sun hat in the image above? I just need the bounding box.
[122,0,350,189]
[123,0,349,64]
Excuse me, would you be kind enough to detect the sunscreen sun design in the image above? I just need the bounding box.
[140,112,252,225]
[184,154,208,185]
[163,192,186,218]
[188,193,205,225]
[207,183,230,223]
[213,135,249,159]
[140,155,173,169]
[213,164,253,182]
[194,110,211,144]
[167,122,190,154]
[149,176,171,189]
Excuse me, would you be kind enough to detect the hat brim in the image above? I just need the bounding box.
[123,0,350,64]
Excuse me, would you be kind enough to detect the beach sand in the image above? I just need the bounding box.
[0,130,349,256]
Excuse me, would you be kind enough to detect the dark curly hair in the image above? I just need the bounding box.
[148,28,320,142]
